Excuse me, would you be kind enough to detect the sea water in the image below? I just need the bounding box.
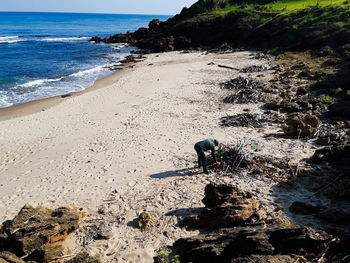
[0,12,170,108]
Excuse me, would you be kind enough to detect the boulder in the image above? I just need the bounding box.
[0,205,85,262]
[185,184,266,228]
[282,114,320,137]
[282,116,313,137]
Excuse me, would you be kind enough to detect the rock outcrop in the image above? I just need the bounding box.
[173,223,334,263]
[0,205,85,263]
[185,183,266,228]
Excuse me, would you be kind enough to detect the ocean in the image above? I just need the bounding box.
[0,12,170,108]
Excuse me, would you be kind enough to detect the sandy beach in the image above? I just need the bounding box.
[0,51,317,262]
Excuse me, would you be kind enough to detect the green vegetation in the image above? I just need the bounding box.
[155,249,181,263]
[182,0,349,18]
[317,94,337,104]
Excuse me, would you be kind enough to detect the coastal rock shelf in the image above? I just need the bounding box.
[0,205,89,263]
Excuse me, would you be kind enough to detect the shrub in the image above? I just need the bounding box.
[155,249,181,263]
[317,94,337,104]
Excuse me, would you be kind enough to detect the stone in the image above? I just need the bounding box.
[264,96,283,110]
[137,212,158,231]
[185,183,266,228]
[303,114,321,128]
[282,116,313,137]
[0,205,85,262]
[281,101,301,112]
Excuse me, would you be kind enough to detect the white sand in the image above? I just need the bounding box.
[0,51,317,262]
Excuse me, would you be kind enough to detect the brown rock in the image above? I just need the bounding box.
[264,96,283,110]
[137,212,158,231]
[0,205,85,262]
[185,184,266,228]
[281,101,301,112]
[303,114,321,128]
[282,116,313,137]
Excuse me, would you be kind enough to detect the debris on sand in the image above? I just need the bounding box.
[211,143,294,182]
[240,65,269,73]
[220,113,283,128]
[221,77,266,104]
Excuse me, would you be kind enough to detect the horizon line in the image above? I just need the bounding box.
[0,10,174,16]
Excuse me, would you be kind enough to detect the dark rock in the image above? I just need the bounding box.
[173,225,332,263]
[185,183,266,228]
[148,19,161,30]
[328,101,350,121]
[310,144,350,167]
[0,205,85,263]
[317,208,350,224]
[289,201,322,214]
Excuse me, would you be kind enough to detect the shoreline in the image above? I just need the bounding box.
[0,65,131,122]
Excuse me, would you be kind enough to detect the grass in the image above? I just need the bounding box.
[198,0,348,17]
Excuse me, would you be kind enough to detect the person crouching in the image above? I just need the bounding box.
[194,139,220,174]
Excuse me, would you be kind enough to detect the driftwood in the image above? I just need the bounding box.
[218,64,239,70]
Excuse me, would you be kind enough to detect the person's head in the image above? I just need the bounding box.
[214,139,220,146]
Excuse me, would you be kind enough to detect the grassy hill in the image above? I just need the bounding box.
[179,0,348,18]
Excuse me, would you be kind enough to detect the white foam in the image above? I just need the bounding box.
[0,97,12,108]
[40,37,89,42]
[15,77,63,89]
[0,36,22,44]
[69,65,105,78]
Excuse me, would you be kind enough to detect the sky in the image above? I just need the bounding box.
[0,0,198,15]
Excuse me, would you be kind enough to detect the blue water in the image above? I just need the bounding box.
[0,12,170,108]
